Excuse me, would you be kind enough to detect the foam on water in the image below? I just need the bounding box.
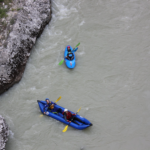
[9,130,14,139]
[53,1,78,20]
[29,86,36,91]
[78,51,85,56]
[66,38,71,42]
[79,20,85,26]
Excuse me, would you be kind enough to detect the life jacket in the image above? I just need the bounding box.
[68,53,73,57]
[63,111,72,120]
[44,102,52,112]
[47,102,51,107]
[66,111,72,120]
[50,104,54,110]
[46,102,54,110]
[67,48,71,53]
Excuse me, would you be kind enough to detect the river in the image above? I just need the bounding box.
[1,0,150,149]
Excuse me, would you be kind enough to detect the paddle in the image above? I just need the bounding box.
[55,96,61,103]
[62,107,81,132]
[75,42,80,48]
[40,96,61,117]
[59,59,64,66]
[59,43,80,65]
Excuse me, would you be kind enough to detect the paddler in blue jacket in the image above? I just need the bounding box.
[44,98,62,114]
[43,98,56,114]
[65,45,78,60]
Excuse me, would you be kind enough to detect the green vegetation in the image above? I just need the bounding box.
[0,0,12,18]
[0,7,8,18]
[11,8,21,11]
[0,0,12,5]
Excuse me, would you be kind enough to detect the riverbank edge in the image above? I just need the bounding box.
[0,115,9,150]
[0,0,52,95]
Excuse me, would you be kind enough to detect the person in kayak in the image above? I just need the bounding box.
[43,98,62,114]
[65,45,78,60]
[62,109,84,125]
[43,98,55,114]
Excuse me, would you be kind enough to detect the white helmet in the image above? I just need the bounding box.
[64,109,68,112]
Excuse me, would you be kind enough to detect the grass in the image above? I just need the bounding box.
[0,7,8,18]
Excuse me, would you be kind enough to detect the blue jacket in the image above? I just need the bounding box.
[43,101,55,112]
[67,47,78,54]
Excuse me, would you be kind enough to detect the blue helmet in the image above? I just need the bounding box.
[45,98,49,101]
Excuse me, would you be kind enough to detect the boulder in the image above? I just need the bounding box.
[0,0,52,94]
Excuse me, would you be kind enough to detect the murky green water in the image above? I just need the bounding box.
[0,0,150,149]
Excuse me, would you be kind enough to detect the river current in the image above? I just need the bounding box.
[1,0,150,150]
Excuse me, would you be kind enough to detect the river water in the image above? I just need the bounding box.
[1,0,150,149]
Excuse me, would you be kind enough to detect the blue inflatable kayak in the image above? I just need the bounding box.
[64,45,76,69]
[37,100,92,130]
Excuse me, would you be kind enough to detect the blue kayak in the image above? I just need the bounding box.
[64,45,76,69]
[37,100,92,130]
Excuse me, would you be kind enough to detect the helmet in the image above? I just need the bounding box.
[45,98,49,101]
[67,46,70,48]
[64,109,68,112]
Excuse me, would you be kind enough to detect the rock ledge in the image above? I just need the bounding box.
[0,0,52,94]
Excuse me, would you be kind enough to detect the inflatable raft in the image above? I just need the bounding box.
[64,45,76,69]
[37,100,92,130]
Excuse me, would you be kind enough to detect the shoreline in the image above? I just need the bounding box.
[0,115,9,150]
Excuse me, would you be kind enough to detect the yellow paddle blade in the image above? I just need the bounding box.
[62,125,68,132]
[76,107,81,113]
[40,114,43,117]
[55,96,61,103]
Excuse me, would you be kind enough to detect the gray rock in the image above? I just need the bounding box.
[0,115,9,150]
[0,0,52,94]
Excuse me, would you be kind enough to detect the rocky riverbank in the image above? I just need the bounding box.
[0,0,52,94]
[0,115,9,150]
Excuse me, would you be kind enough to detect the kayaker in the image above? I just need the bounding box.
[67,46,72,53]
[44,98,62,114]
[62,109,84,125]
[43,98,56,114]
[65,46,78,60]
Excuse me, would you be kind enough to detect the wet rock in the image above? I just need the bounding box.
[0,115,9,150]
[0,0,52,94]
